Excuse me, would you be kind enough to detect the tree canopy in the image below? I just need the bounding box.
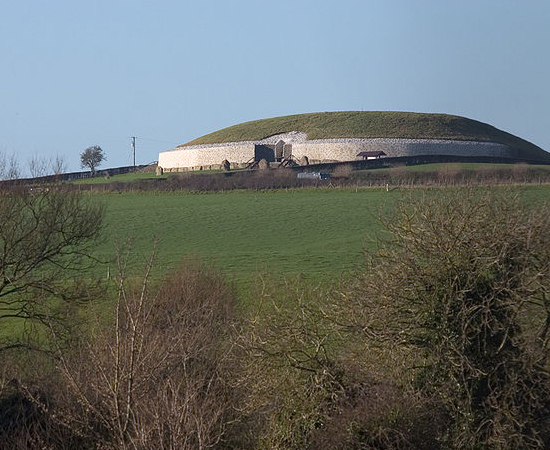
[80,145,105,175]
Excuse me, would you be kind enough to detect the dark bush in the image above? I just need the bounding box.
[310,380,447,450]
[344,188,550,449]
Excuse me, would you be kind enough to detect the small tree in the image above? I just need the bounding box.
[80,145,105,175]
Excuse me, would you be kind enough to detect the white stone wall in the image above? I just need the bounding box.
[158,142,255,170]
[158,136,515,170]
[292,138,515,162]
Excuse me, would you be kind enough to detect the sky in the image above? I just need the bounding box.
[1,0,549,174]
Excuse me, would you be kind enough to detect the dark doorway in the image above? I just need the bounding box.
[254,145,275,162]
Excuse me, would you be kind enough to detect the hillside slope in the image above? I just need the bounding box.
[181,111,549,162]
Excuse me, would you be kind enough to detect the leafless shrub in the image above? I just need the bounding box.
[272,167,294,180]
[8,153,20,180]
[238,279,346,450]
[436,163,461,184]
[0,151,21,180]
[332,163,353,178]
[511,162,529,182]
[342,188,550,449]
[50,253,242,450]
[387,164,410,186]
[238,274,445,450]
[310,379,446,450]
[0,152,5,180]
[475,165,498,182]
[0,350,91,450]
[28,155,48,178]
[50,154,67,176]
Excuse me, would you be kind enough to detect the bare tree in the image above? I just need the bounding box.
[0,151,20,180]
[50,154,67,176]
[0,188,104,353]
[0,152,5,180]
[80,145,105,176]
[7,153,20,180]
[28,156,48,178]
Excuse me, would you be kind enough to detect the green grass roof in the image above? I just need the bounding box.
[180,111,549,162]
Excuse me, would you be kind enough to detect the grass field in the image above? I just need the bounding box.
[2,185,549,342]
[93,188,395,283]
[71,169,230,184]
[91,185,550,286]
[72,171,167,184]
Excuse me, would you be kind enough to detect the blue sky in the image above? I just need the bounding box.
[1,0,549,173]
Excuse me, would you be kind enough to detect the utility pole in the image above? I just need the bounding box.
[131,136,136,168]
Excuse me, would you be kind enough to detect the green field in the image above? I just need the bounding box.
[3,185,550,344]
[91,185,550,286]
[72,171,166,184]
[71,168,231,184]
[93,188,396,283]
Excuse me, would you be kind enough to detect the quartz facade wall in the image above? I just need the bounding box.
[158,136,515,170]
[158,142,255,171]
[291,138,515,163]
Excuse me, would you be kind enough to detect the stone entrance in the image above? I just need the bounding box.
[254,144,275,162]
[254,140,293,163]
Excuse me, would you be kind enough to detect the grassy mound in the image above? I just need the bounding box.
[181,111,549,162]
